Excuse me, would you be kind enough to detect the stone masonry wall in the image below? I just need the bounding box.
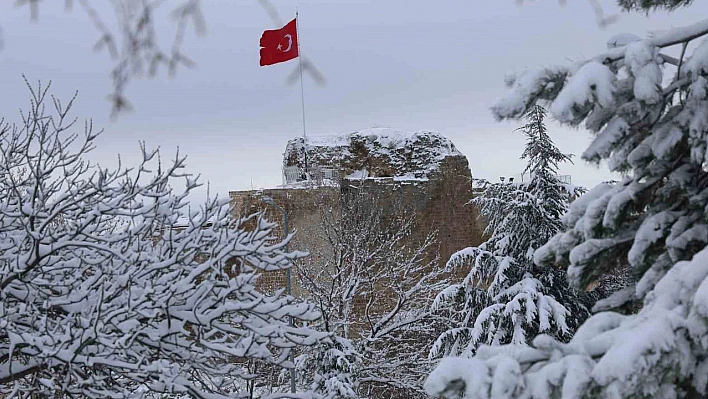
[229,154,485,294]
[230,187,339,294]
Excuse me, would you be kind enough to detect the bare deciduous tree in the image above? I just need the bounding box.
[9,0,325,118]
[295,188,445,399]
[0,79,324,398]
[18,0,206,117]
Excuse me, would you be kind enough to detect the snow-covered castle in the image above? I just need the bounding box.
[229,128,484,292]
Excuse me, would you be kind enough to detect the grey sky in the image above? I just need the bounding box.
[0,1,706,201]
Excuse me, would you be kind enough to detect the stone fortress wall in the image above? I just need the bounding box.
[229,128,486,293]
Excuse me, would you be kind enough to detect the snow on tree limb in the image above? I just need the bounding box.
[617,0,694,12]
[0,80,325,398]
[429,9,708,399]
[427,245,708,399]
[492,18,708,124]
[430,108,590,361]
[296,191,444,399]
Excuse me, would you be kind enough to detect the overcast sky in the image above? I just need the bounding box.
[0,1,706,201]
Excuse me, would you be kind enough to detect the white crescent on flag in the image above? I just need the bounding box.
[283,34,293,52]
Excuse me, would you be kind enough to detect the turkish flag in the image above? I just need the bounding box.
[260,19,299,66]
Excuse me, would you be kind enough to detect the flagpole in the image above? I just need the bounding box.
[296,10,309,178]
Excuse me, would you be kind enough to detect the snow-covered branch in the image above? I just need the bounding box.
[296,191,445,399]
[0,80,325,398]
[429,8,708,399]
[430,106,594,366]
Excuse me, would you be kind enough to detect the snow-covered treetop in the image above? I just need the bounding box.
[284,128,464,180]
[426,12,708,399]
[0,80,326,398]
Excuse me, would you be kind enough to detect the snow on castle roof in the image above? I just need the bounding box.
[283,128,464,180]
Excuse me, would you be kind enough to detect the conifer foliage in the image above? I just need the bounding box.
[426,10,708,399]
[519,105,575,249]
[430,106,588,359]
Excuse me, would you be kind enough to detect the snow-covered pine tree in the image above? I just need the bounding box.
[297,336,360,399]
[0,81,325,398]
[430,106,589,359]
[426,7,708,399]
[520,105,575,248]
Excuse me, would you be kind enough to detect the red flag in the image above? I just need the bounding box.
[260,18,299,66]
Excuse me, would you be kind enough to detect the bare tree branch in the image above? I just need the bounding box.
[0,80,325,397]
